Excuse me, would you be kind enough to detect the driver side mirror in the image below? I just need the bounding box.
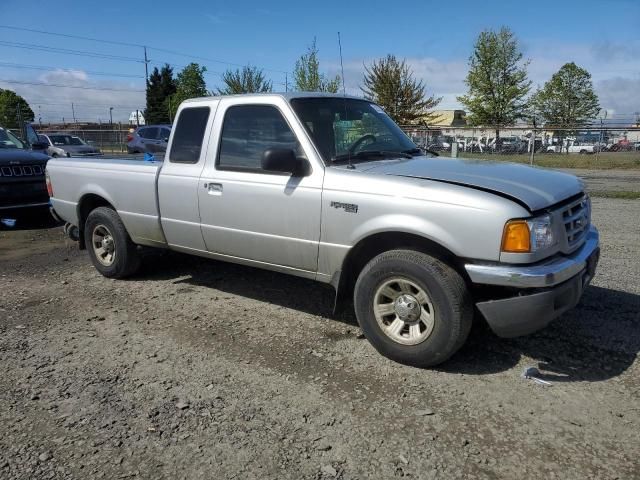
[31,141,49,151]
[261,148,310,176]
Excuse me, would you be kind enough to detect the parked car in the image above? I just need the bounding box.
[126,125,172,154]
[1,125,51,219]
[47,93,599,367]
[546,140,596,154]
[608,139,635,152]
[38,133,102,157]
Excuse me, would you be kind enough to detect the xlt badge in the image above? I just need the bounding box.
[330,201,358,214]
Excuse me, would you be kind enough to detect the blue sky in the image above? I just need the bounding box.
[1,0,639,122]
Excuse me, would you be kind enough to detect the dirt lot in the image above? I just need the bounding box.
[0,198,638,480]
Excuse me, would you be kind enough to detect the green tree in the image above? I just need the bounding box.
[457,27,531,144]
[531,62,600,151]
[166,63,208,118]
[0,89,34,129]
[361,54,441,125]
[217,66,272,94]
[293,38,340,93]
[145,65,177,124]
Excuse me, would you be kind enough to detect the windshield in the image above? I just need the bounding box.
[0,128,26,149]
[49,134,83,146]
[289,97,417,164]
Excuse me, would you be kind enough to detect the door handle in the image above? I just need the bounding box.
[204,182,223,195]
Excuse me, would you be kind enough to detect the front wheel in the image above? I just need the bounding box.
[84,207,140,278]
[354,250,472,367]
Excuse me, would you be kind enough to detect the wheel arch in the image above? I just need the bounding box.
[332,231,467,313]
[76,193,117,250]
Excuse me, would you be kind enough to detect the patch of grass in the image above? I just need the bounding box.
[590,190,640,200]
[460,151,640,170]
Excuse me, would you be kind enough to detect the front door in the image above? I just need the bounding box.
[198,99,323,273]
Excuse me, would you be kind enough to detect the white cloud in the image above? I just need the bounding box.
[1,69,145,124]
[39,69,89,84]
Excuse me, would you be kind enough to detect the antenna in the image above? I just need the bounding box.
[337,32,354,169]
[338,32,346,96]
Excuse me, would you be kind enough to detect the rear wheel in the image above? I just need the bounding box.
[354,249,472,367]
[84,207,140,278]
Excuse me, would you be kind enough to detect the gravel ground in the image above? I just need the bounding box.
[0,197,638,480]
[559,169,640,194]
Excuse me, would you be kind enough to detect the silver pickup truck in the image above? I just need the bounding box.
[47,93,600,367]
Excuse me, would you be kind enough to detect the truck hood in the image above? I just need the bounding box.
[355,156,584,212]
[0,149,50,165]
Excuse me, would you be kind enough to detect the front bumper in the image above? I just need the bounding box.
[465,226,600,338]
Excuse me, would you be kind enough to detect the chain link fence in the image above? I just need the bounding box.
[401,125,640,168]
[34,124,133,154]
[10,122,640,168]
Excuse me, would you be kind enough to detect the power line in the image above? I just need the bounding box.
[147,46,289,74]
[0,79,144,92]
[27,101,142,108]
[0,24,292,75]
[0,62,145,79]
[0,41,144,63]
[0,25,143,48]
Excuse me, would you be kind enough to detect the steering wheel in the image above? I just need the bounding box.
[348,134,377,154]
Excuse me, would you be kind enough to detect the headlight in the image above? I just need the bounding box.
[502,215,555,253]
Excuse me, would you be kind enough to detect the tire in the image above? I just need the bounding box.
[354,249,472,367]
[84,207,140,278]
[579,149,587,155]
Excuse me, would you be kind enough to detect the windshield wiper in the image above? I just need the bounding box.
[401,148,423,155]
[332,150,413,164]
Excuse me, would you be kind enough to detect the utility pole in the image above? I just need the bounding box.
[596,110,607,162]
[109,107,113,126]
[529,117,536,166]
[144,46,149,83]
[16,103,24,140]
[71,102,77,124]
[285,72,288,92]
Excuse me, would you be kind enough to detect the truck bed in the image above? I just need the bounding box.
[47,157,166,247]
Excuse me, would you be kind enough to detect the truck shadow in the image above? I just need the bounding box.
[0,211,61,231]
[437,285,639,381]
[137,251,639,382]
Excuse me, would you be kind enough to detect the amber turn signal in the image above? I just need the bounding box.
[501,220,531,253]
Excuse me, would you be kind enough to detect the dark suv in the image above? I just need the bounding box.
[126,125,171,154]
[0,125,51,219]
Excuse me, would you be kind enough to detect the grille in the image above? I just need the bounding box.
[561,195,590,249]
[0,165,44,177]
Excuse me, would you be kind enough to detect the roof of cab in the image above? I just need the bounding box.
[182,92,367,104]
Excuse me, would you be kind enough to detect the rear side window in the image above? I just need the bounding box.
[217,105,299,171]
[170,107,210,164]
[140,127,158,139]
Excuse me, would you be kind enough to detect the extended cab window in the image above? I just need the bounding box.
[169,107,210,163]
[218,105,300,171]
